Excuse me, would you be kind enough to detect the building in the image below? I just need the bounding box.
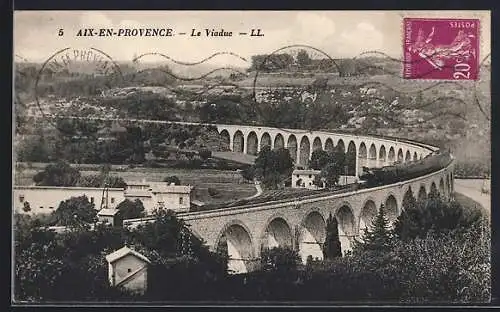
[105,246,151,295]
[13,186,125,215]
[124,180,192,214]
[13,180,193,216]
[97,208,119,226]
[292,169,357,189]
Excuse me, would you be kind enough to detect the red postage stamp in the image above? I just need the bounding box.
[403,18,480,80]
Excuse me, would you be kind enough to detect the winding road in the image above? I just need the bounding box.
[454,179,490,214]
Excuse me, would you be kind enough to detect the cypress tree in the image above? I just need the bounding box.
[358,203,392,252]
[323,213,342,260]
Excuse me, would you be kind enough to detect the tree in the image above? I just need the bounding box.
[296,49,312,68]
[319,162,341,188]
[253,146,294,189]
[163,176,181,185]
[198,149,212,161]
[393,195,482,241]
[115,199,145,225]
[356,203,393,252]
[323,213,342,260]
[309,149,332,170]
[52,195,97,227]
[33,161,81,187]
[261,246,301,272]
[240,165,255,182]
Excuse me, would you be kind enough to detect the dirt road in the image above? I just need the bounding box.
[454,179,490,213]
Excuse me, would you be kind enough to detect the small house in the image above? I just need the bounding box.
[105,246,151,295]
[97,208,119,226]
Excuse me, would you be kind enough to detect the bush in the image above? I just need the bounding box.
[208,187,220,197]
[163,176,181,185]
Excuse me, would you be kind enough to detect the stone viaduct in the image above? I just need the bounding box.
[216,124,434,177]
[124,123,455,275]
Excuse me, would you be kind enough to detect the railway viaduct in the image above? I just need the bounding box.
[125,123,455,274]
[215,124,434,177]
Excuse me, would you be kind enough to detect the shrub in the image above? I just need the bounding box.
[208,187,220,197]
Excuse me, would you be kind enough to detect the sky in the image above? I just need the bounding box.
[14,11,491,66]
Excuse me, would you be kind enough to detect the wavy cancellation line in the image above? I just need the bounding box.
[131,66,248,82]
[132,52,248,66]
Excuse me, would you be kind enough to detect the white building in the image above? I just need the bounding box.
[292,169,358,189]
[97,208,119,226]
[105,246,151,295]
[13,186,125,216]
[124,180,192,214]
[13,180,193,216]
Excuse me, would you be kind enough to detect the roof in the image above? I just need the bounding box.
[293,169,321,175]
[125,181,192,193]
[190,199,205,206]
[98,208,119,216]
[105,246,151,264]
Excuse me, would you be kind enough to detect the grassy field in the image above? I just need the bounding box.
[14,164,257,205]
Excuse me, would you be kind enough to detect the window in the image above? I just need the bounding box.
[19,195,24,203]
[110,198,115,204]
[127,268,132,273]
[296,175,299,178]
[49,206,54,209]
[90,197,94,203]
[309,175,312,178]
[39,206,43,209]
[179,197,184,205]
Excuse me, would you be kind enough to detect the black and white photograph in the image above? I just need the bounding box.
[12,10,491,304]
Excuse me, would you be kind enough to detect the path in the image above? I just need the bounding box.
[245,180,263,199]
[454,179,490,214]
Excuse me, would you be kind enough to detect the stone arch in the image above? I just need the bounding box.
[405,150,411,162]
[325,138,334,152]
[219,129,230,151]
[359,142,368,158]
[430,181,438,197]
[359,199,377,232]
[346,141,356,175]
[336,203,355,253]
[299,136,311,167]
[337,139,345,154]
[418,185,427,202]
[299,210,326,264]
[216,221,255,274]
[261,216,293,251]
[274,133,284,150]
[260,132,272,150]
[439,178,445,198]
[413,151,418,161]
[385,194,398,223]
[446,174,451,196]
[233,130,244,153]
[247,131,258,155]
[369,143,377,160]
[450,172,454,194]
[402,186,415,211]
[313,137,322,151]
[358,142,368,173]
[287,134,297,163]
[388,146,395,162]
[397,148,404,162]
[379,145,387,163]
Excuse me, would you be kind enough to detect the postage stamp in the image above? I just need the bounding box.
[403,18,480,80]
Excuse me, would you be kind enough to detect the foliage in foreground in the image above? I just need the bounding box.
[14,193,490,303]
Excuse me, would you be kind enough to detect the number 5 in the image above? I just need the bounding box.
[58,29,64,36]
